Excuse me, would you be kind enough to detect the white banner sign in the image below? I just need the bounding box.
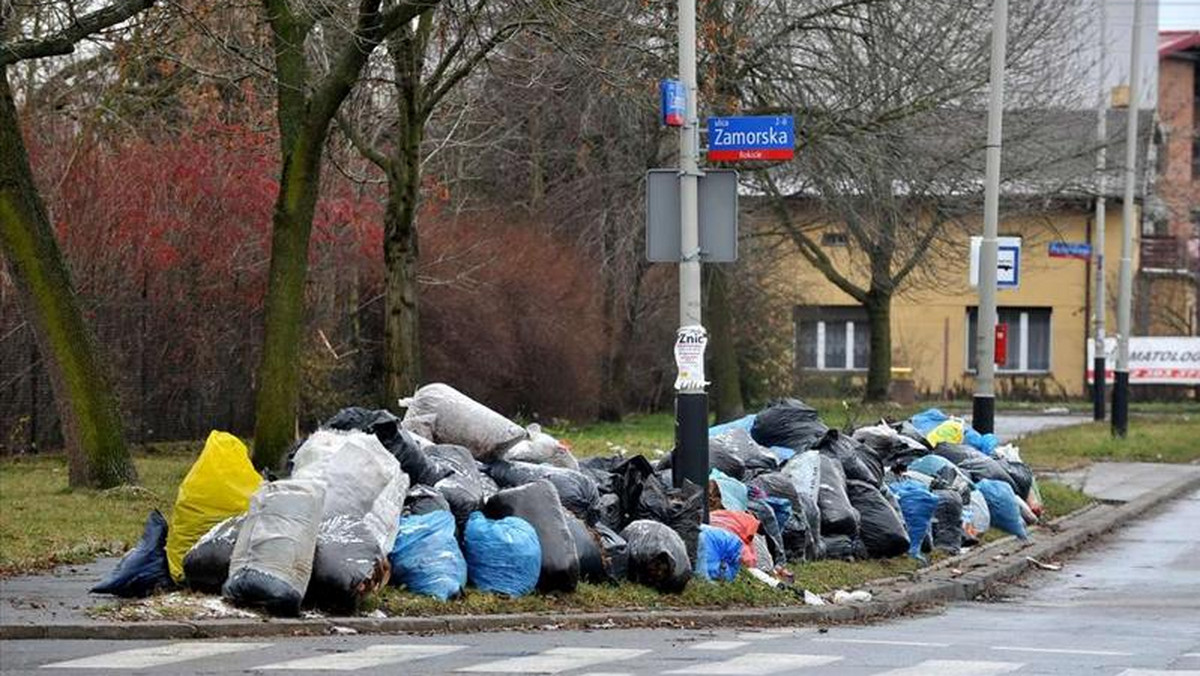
[1087,336,1200,385]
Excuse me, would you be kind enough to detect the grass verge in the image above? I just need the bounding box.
[1018,415,1200,470]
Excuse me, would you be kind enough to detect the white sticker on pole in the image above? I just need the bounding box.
[674,325,708,391]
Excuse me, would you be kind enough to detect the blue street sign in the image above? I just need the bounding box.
[660,80,685,127]
[707,115,795,161]
[1048,241,1092,260]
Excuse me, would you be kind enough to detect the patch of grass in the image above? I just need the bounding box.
[1035,480,1093,520]
[548,414,676,459]
[1017,416,1200,470]
[0,444,199,576]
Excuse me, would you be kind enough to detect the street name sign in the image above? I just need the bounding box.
[706,116,794,161]
[1048,241,1092,260]
[645,169,738,263]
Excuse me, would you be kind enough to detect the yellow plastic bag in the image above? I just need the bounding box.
[925,419,965,446]
[166,431,262,581]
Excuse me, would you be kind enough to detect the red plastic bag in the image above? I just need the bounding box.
[710,510,760,568]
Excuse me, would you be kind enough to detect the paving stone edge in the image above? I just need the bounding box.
[3,472,1197,641]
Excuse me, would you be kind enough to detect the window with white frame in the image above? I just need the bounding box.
[966,307,1051,373]
[796,306,870,371]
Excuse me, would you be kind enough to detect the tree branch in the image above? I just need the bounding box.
[891,211,947,287]
[1,0,156,66]
[336,111,392,171]
[421,18,533,120]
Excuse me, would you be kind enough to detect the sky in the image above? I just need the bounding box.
[1159,1,1200,30]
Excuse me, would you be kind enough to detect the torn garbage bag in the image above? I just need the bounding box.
[92,510,173,598]
[223,480,324,616]
[399,383,526,461]
[634,477,704,561]
[751,399,829,452]
[709,467,749,512]
[463,512,540,597]
[888,479,940,560]
[485,459,599,523]
[183,515,244,594]
[621,520,691,593]
[484,480,580,593]
[167,431,262,582]
[567,516,627,584]
[695,524,742,582]
[388,510,466,601]
[845,480,909,559]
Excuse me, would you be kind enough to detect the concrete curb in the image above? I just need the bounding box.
[4,474,1198,641]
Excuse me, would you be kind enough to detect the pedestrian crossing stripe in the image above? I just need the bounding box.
[254,644,464,671]
[873,660,1024,676]
[690,641,750,651]
[41,642,271,670]
[1115,671,1200,676]
[664,653,842,674]
[455,647,650,674]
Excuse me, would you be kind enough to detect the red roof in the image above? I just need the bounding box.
[1159,30,1200,58]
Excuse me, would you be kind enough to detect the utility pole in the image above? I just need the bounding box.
[1093,0,1108,422]
[672,0,709,494]
[1113,0,1142,438]
[972,0,1009,435]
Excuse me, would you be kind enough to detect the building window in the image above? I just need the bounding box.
[796,306,870,370]
[821,231,848,247]
[966,307,1051,373]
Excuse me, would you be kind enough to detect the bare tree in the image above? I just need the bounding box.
[0,0,157,487]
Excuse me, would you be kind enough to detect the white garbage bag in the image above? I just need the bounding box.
[399,383,526,461]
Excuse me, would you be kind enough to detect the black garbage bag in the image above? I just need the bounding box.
[751,398,829,452]
[306,517,391,614]
[611,455,657,524]
[92,510,173,598]
[567,516,628,584]
[596,493,622,531]
[934,443,1016,490]
[814,430,884,487]
[620,520,690,593]
[845,480,909,559]
[782,512,822,562]
[485,460,600,523]
[818,454,860,537]
[484,480,580,593]
[322,407,444,486]
[896,421,934,450]
[748,472,801,512]
[710,428,778,478]
[478,470,500,500]
[822,534,870,560]
[931,489,964,554]
[634,476,704,561]
[405,484,451,515]
[852,422,932,468]
[997,459,1034,500]
[183,515,244,594]
[426,445,485,527]
[745,498,786,565]
[578,455,620,494]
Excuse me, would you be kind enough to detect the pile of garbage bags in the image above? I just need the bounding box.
[91,387,1044,614]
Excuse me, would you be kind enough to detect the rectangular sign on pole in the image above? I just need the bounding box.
[1087,336,1200,385]
[969,236,1021,289]
[645,169,738,263]
[660,79,685,127]
[706,116,794,161]
[1049,241,1092,259]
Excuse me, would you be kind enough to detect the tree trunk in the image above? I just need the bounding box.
[863,290,892,402]
[383,123,424,404]
[704,265,744,422]
[0,72,136,487]
[251,130,324,470]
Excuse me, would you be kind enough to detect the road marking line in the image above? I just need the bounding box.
[812,637,951,648]
[991,646,1133,657]
[872,659,1024,676]
[736,632,785,641]
[1182,654,1200,658]
[664,652,841,674]
[576,673,633,676]
[691,641,750,651]
[456,647,649,674]
[1115,671,1200,676]
[254,644,464,670]
[42,642,271,670]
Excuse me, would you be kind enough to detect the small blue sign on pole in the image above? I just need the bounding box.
[707,115,794,161]
[1048,241,1092,260]
[660,80,685,127]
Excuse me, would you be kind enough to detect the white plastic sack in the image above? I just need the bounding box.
[964,488,991,538]
[224,479,325,615]
[993,443,1023,463]
[504,424,579,470]
[852,423,928,453]
[399,383,526,461]
[292,430,407,552]
[782,450,821,506]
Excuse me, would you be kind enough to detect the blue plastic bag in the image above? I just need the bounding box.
[910,409,950,435]
[709,468,749,512]
[388,511,466,601]
[769,446,796,463]
[908,454,958,477]
[765,496,792,532]
[91,510,174,598]
[709,415,756,437]
[889,480,941,560]
[463,512,541,597]
[976,479,1028,539]
[694,525,742,582]
[963,427,999,455]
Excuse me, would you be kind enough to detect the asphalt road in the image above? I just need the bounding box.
[3,489,1196,675]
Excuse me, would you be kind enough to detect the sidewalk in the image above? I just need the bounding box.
[2,462,1198,638]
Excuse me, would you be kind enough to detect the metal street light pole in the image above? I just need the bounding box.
[1114,0,1143,438]
[1092,0,1108,422]
[673,0,709,492]
[972,0,1009,435]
